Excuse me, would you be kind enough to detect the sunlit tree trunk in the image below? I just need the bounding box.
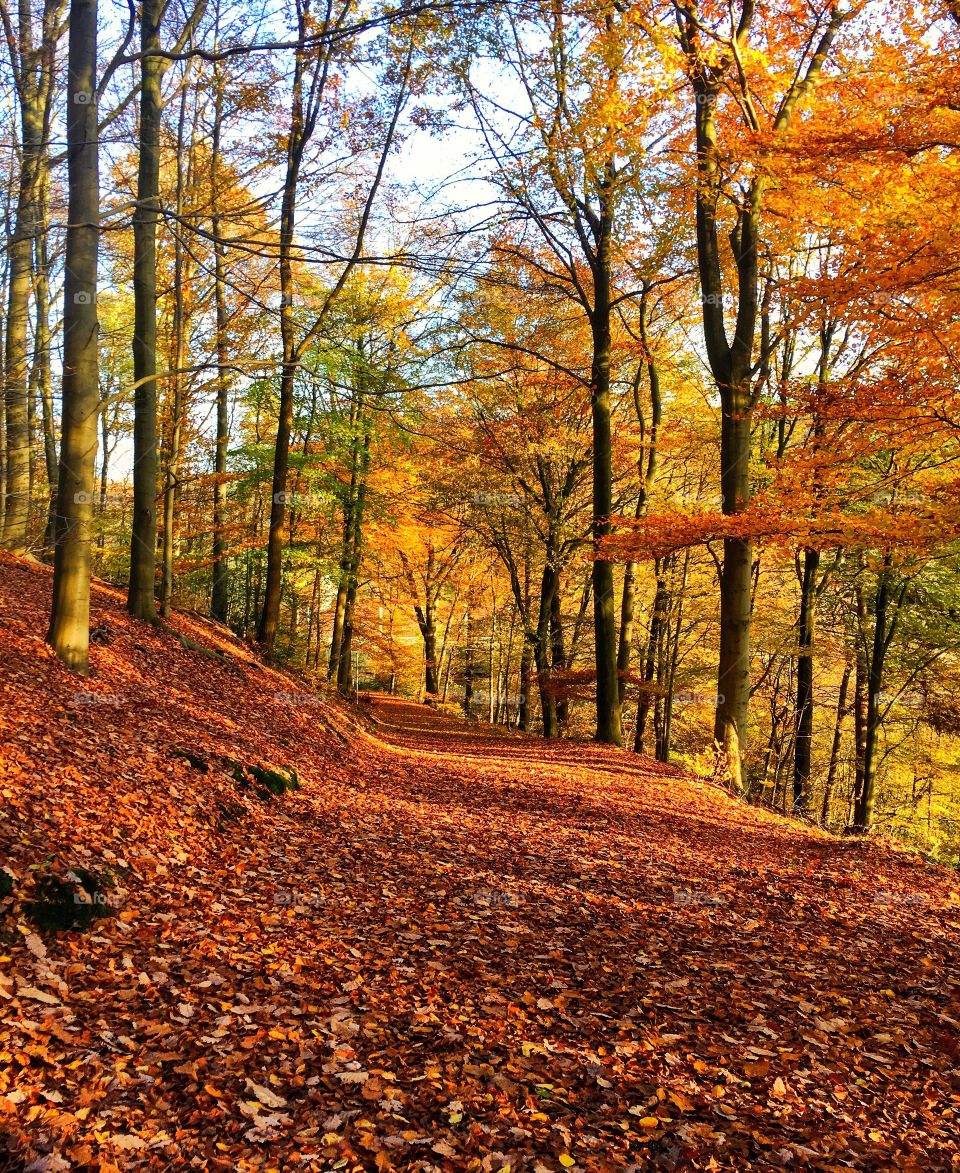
[34,178,57,557]
[47,0,98,672]
[210,70,230,622]
[618,311,661,708]
[590,170,622,746]
[821,660,851,824]
[678,0,849,790]
[853,554,904,833]
[127,0,163,622]
[793,546,820,809]
[2,0,61,552]
[160,85,192,618]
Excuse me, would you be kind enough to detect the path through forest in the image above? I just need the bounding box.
[1,556,959,1169]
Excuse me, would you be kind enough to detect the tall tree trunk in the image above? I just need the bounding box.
[550,575,568,732]
[793,546,820,809]
[210,72,230,622]
[853,586,868,824]
[617,560,637,708]
[590,174,622,746]
[128,0,163,623]
[536,560,559,738]
[634,559,669,754]
[422,609,438,697]
[854,558,894,833]
[160,92,191,618]
[658,548,689,762]
[34,182,57,557]
[3,2,56,552]
[518,638,532,731]
[47,0,98,672]
[713,406,753,791]
[336,428,370,691]
[821,660,851,824]
[618,311,661,707]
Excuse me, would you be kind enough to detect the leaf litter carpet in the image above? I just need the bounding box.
[0,555,959,1170]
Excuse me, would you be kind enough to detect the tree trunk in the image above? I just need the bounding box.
[590,192,622,746]
[853,588,868,825]
[210,72,230,622]
[634,560,669,754]
[550,575,568,732]
[658,548,689,762]
[160,93,190,618]
[47,0,98,672]
[853,561,892,833]
[821,660,851,824]
[713,406,753,791]
[3,21,51,552]
[617,560,637,708]
[793,546,820,809]
[518,638,532,731]
[536,560,559,738]
[34,186,57,558]
[128,0,163,623]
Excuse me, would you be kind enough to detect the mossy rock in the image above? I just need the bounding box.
[25,868,114,933]
[250,763,299,796]
[227,759,299,800]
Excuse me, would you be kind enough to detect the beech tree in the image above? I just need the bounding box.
[46,0,98,672]
[673,0,856,790]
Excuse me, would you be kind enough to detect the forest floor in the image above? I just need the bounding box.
[1,554,959,1172]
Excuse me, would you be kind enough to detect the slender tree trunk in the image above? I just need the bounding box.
[422,611,438,697]
[258,0,318,654]
[47,0,98,672]
[658,548,688,762]
[793,546,820,809]
[617,560,637,708]
[590,193,622,745]
[853,588,868,825]
[634,560,669,754]
[128,0,163,623]
[550,574,568,733]
[34,190,57,557]
[714,406,753,791]
[160,99,190,618]
[3,58,47,552]
[536,560,559,738]
[822,660,851,824]
[518,639,532,731]
[210,73,230,622]
[854,561,892,833]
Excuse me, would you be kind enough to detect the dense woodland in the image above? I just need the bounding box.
[4,0,960,854]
